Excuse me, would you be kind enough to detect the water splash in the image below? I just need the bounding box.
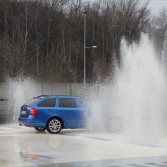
[116,34,167,146]
[86,34,167,146]
[6,77,41,122]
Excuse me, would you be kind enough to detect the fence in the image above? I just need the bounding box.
[0,82,88,99]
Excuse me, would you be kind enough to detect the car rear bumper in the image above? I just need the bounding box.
[18,117,46,128]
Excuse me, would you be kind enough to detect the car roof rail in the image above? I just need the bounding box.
[53,95,80,97]
[37,95,49,97]
[33,95,80,99]
[33,95,49,98]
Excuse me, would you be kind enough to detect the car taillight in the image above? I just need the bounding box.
[29,108,37,115]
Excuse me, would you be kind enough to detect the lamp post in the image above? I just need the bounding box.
[84,11,87,88]
[84,11,97,87]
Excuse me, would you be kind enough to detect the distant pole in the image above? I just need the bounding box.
[84,11,87,88]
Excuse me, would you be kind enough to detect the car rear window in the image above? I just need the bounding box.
[25,98,39,106]
[37,98,56,107]
[59,98,77,108]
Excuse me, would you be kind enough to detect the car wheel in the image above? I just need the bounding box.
[34,127,46,132]
[108,118,122,132]
[47,118,62,134]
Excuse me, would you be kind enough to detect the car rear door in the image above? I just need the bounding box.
[57,97,82,127]
[35,98,57,124]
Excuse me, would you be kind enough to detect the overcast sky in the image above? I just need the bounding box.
[86,0,167,16]
[141,0,167,15]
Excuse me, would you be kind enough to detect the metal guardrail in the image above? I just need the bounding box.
[0,99,9,113]
[0,99,10,123]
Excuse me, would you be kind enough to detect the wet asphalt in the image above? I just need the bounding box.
[0,124,167,167]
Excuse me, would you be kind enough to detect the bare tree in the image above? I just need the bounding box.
[0,0,150,82]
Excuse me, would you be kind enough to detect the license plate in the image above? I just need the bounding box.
[21,111,26,115]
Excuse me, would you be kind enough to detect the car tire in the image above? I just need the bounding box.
[34,127,46,132]
[108,118,122,132]
[47,118,62,134]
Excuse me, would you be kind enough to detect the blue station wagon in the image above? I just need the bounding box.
[19,95,84,134]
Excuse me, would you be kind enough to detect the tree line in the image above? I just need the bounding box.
[0,0,165,83]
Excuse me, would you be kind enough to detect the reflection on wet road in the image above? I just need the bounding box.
[0,124,167,167]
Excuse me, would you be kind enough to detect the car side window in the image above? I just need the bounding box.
[59,98,77,108]
[37,98,56,107]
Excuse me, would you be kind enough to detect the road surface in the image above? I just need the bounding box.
[0,124,167,167]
